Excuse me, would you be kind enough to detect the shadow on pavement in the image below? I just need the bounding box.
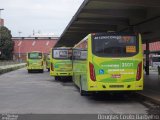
[87,92,136,102]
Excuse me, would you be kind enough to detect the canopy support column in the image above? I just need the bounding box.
[145,40,150,75]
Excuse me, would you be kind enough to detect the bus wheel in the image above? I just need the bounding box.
[80,80,87,96]
[40,70,44,73]
[70,76,72,81]
[55,76,59,81]
[47,68,50,72]
[80,86,87,96]
[28,70,31,73]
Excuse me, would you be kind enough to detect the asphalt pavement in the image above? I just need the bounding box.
[0,68,151,114]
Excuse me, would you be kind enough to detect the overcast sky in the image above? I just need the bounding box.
[0,0,84,37]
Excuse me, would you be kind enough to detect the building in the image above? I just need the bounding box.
[143,41,160,65]
[13,37,58,61]
[143,41,160,53]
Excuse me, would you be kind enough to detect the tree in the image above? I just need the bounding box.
[0,26,14,60]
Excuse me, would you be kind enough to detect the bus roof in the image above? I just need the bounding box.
[27,51,43,54]
[74,34,89,48]
[53,47,72,50]
[152,55,160,57]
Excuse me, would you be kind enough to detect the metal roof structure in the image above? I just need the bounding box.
[56,0,160,47]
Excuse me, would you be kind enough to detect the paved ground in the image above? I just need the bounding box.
[144,71,160,92]
[0,68,149,114]
[138,71,160,105]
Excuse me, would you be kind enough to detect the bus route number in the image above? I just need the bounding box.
[122,63,133,68]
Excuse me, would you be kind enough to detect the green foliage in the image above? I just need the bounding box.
[0,26,14,60]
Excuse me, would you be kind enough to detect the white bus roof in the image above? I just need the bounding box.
[152,55,160,57]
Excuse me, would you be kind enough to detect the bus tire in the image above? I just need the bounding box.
[28,70,31,73]
[70,76,72,81]
[40,70,44,73]
[55,76,59,81]
[80,80,87,96]
[47,68,50,72]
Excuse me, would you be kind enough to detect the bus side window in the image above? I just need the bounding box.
[73,49,87,60]
[73,49,79,60]
[80,50,87,60]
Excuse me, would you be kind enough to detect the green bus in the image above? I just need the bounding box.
[46,54,50,71]
[50,47,73,80]
[72,32,143,96]
[27,51,44,73]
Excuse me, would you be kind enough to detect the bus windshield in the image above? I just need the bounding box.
[52,49,72,59]
[28,52,42,59]
[92,34,138,57]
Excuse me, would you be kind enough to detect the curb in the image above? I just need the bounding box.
[0,63,26,75]
[136,92,160,105]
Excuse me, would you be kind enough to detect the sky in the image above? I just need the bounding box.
[0,0,84,37]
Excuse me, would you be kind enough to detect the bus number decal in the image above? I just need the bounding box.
[121,63,134,68]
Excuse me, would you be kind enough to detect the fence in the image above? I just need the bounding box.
[0,60,21,66]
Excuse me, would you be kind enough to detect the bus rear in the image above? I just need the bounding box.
[50,48,73,80]
[27,51,44,73]
[88,33,143,91]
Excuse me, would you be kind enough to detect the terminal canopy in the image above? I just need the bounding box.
[56,0,160,47]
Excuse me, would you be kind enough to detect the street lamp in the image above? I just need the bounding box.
[17,31,22,62]
[18,31,22,37]
[0,9,4,16]
[0,9,4,26]
[0,9,4,59]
